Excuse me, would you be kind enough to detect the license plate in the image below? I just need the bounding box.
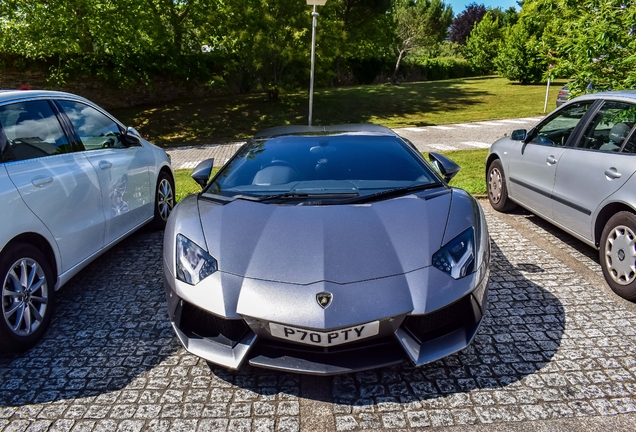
[269,321,380,347]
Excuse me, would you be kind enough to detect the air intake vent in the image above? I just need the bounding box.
[403,295,475,344]
[180,301,248,346]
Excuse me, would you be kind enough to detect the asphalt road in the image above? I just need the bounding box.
[166,117,545,170]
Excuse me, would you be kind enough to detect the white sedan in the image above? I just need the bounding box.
[0,90,174,351]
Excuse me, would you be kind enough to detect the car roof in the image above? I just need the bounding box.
[0,89,93,105]
[570,90,636,104]
[254,124,397,139]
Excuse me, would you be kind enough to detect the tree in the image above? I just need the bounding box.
[551,0,636,96]
[494,20,546,83]
[392,0,453,80]
[322,0,393,85]
[489,6,520,28]
[449,3,487,45]
[464,12,502,74]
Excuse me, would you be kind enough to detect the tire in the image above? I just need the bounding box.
[0,243,55,352]
[487,159,517,212]
[148,171,175,230]
[599,211,636,301]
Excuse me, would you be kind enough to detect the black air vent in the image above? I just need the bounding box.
[403,295,476,344]
[180,302,248,345]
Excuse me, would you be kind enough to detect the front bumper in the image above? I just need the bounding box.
[164,262,489,375]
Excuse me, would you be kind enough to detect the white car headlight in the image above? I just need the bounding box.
[432,227,475,279]
[176,234,218,285]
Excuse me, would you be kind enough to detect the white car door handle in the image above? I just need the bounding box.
[98,161,113,170]
[605,168,622,180]
[31,176,53,187]
[546,156,558,165]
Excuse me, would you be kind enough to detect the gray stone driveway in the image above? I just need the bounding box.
[2,201,636,431]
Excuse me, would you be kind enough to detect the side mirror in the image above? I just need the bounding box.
[511,129,527,141]
[191,158,215,188]
[122,126,141,147]
[428,152,460,182]
[127,126,142,138]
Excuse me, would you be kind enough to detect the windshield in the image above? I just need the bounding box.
[203,133,441,201]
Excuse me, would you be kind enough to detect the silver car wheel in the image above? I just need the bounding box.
[2,257,49,336]
[605,224,636,285]
[157,178,174,221]
[488,167,503,204]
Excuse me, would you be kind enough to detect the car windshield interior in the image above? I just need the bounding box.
[204,134,440,199]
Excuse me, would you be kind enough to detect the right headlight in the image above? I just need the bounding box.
[432,227,475,279]
[176,234,218,285]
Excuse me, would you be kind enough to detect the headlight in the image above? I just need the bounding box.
[176,234,218,285]
[432,227,475,279]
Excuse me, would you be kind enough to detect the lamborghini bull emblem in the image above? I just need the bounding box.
[316,292,333,309]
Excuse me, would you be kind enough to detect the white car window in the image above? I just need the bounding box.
[0,100,72,161]
[57,100,125,150]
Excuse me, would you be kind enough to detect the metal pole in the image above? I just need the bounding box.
[543,77,551,113]
[308,6,318,126]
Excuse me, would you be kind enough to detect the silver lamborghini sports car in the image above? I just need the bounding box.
[163,124,490,375]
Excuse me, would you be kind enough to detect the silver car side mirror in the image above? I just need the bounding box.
[511,129,527,141]
[191,158,215,188]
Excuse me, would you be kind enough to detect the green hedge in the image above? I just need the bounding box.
[403,56,478,81]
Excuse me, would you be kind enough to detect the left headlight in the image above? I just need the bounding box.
[432,227,475,279]
[176,234,218,285]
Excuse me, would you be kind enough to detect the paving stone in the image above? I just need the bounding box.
[1,203,636,430]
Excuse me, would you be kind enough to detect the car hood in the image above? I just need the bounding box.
[197,189,453,285]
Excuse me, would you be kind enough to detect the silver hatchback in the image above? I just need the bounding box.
[486,91,636,300]
[0,90,174,351]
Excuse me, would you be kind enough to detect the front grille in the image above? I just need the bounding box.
[403,295,476,344]
[179,301,248,345]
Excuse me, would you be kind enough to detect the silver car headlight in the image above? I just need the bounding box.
[176,234,218,285]
[432,227,475,279]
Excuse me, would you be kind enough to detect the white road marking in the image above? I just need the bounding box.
[498,119,530,124]
[461,141,491,148]
[430,126,455,130]
[179,161,201,169]
[428,144,459,151]
[456,124,481,128]
[476,121,505,126]
[403,127,427,132]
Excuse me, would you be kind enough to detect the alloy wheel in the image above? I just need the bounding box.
[2,258,49,336]
[157,178,174,221]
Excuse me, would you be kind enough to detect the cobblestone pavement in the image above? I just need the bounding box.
[2,202,636,431]
[165,117,544,170]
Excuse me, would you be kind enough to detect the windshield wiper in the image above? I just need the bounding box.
[343,183,441,204]
[201,192,359,204]
[255,192,360,202]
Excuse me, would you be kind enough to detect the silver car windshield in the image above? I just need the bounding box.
[203,134,441,201]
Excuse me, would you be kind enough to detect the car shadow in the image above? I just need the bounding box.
[210,239,566,408]
[508,207,600,265]
[0,230,179,407]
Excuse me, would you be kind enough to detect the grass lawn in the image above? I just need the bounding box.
[174,148,488,203]
[114,76,565,147]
